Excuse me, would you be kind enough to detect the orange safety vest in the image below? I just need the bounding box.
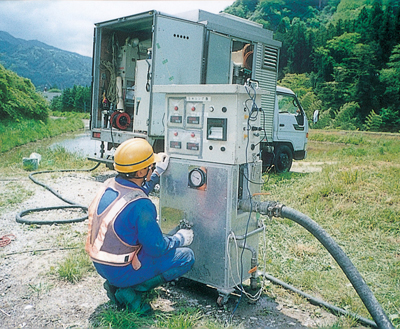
[85,178,147,270]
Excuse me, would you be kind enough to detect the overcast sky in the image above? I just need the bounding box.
[0,1,234,57]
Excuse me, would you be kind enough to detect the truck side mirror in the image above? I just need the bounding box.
[313,110,319,124]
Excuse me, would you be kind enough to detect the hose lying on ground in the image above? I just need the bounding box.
[259,271,377,328]
[16,163,100,225]
[238,199,394,329]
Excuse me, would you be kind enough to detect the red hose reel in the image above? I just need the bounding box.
[110,111,131,130]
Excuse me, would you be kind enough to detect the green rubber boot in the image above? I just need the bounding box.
[115,287,144,313]
[103,280,120,306]
[133,275,166,292]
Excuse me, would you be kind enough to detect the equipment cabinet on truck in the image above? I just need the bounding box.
[89,9,308,172]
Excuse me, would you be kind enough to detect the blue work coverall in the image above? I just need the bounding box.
[92,173,194,288]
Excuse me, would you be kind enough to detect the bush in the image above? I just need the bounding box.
[0,64,49,121]
[331,102,361,130]
[363,110,382,131]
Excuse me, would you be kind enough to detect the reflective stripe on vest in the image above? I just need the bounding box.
[85,178,147,270]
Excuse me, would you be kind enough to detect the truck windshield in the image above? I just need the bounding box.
[277,93,300,115]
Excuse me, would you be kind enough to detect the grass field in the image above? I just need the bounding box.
[1,127,398,328]
[259,130,400,327]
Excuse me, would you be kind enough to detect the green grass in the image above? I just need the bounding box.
[49,110,90,120]
[92,305,231,329]
[0,181,34,207]
[154,308,203,328]
[0,143,95,174]
[92,306,154,328]
[55,247,94,283]
[0,116,84,153]
[259,130,400,327]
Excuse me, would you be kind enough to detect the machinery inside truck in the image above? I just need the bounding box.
[89,10,309,173]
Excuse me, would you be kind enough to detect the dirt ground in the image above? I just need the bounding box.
[0,167,348,329]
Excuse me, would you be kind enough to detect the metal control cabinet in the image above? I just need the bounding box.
[159,85,264,300]
[154,84,264,164]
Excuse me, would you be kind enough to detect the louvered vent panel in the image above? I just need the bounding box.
[263,46,278,70]
[254,43,279,142]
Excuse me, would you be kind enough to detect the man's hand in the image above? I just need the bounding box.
[175,229,194,247]
[155,153,169,175]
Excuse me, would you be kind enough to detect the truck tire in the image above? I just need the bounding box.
[274,145,293,173]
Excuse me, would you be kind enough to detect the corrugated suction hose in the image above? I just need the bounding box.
[238,199,394,329]
[16,163,100,225]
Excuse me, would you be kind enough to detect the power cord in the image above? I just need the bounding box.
[230,80,261,320]
[226,225,267,302]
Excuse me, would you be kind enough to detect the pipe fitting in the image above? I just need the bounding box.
[238,199,284,218]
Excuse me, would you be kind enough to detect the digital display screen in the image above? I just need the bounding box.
[187,116,200,124]
[170,141,182,149]
[186,142,199,151]
[170,115,182,123]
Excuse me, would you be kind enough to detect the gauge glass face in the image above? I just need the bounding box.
[189,168,206,188]
[190,170,202,186]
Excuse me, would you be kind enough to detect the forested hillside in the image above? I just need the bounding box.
[225,0,400,132]
[0,31,91,90]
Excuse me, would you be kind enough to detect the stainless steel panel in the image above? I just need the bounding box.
[206,32,231,84]
[150,15,205,136]
[160,158,261,292]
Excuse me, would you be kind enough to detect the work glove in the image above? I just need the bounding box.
[155,152,169,175]
[174,229,194,247]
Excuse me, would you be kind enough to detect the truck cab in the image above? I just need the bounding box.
[261,86,308,172]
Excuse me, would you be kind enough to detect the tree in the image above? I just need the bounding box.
[379,44,400,131]
[50,85,91,113]
[315,33,379,119]
[223,0,400,131]
[284,19,313,74]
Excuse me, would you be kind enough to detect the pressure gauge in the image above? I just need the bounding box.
[188,168,207,189]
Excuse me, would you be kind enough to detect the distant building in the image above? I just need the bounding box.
[40,90,62,103]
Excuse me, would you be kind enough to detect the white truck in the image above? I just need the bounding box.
[89,9,308,172]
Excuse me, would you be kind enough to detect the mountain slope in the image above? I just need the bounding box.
[0,31,91,90]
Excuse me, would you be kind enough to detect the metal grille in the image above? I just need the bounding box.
[254,43,279,141]
[263,45,278,70]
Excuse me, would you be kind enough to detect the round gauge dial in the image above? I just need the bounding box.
[188,168,206,188]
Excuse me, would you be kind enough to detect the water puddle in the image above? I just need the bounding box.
[50,131,101,157]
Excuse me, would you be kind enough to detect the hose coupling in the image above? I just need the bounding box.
[267,203,284,218]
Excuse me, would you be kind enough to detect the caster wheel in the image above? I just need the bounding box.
[217,294,229,307]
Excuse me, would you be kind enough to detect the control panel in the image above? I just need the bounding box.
[155,84,264,165]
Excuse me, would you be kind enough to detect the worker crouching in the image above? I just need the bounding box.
[85,138,195,313]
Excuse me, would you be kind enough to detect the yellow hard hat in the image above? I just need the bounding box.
[113,138,161,173]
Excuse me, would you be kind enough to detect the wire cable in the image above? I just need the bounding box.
[226,227,266,302]
[230,80,262,321]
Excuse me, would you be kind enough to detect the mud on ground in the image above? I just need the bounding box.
[0,169,344,328]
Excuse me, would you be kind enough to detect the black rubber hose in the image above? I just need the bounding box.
[259,271,377,328]
[238,199,394,328]
[16,163,100,225]
[280,206,393,329]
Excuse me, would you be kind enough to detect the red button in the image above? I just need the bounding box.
[191,132,195,138]
[174,132,178,136]
[191,106,196,111]
[174,106,178,111]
